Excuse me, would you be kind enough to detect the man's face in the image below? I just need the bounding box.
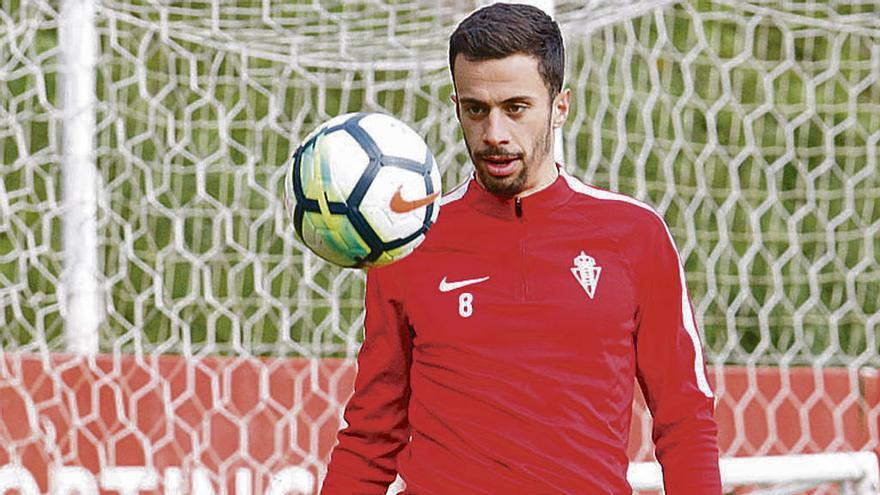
[452,53,569,197]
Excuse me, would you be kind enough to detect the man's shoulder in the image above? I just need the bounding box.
[437,178,473,211]
[426,178,481,230]
[560,171,666,231]
[371,180,474,276]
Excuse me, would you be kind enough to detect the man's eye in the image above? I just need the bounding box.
[465,106,486,116]
[507,104,526,113]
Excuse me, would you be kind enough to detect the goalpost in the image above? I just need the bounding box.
[1,0,878,493]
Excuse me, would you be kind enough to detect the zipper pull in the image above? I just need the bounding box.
[515,197,522,217]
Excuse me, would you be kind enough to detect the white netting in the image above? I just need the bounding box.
[1,0,879,492]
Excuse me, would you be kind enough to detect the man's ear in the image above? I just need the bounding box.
[552,88,571,129]
[451,93,461,121]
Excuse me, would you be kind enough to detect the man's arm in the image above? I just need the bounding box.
[320,268,412,494]
[634,215,722,493]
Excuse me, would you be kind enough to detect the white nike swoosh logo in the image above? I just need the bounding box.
[439,276,490,292]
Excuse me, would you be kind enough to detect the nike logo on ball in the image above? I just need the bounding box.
[439,276,490,292]
[390,186,440,214]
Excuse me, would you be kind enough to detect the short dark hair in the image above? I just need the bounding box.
[448,3,565,97]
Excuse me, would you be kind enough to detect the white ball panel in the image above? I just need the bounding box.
[315,130,371,201]
[359,167,436,244]
[358,113,428,164]
[429,162,442,224]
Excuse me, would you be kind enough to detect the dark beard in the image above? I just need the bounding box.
[474,159,528,198]
[468,117,554,198]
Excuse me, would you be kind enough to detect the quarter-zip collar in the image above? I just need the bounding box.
[466,164,574,220]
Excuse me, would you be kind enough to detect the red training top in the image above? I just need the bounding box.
[321,168,721,494]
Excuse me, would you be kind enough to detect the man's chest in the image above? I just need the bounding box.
[399,227,640,351]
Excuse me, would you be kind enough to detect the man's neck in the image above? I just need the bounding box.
[517,162,559,199]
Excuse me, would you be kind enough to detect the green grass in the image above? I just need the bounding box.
[1,0,878,365]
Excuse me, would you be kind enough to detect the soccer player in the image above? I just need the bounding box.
[320,3,722,494]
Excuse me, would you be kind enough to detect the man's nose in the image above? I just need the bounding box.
[482,110,510,147]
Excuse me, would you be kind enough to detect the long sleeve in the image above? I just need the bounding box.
[634,216,722,494]
[320,268,413,494]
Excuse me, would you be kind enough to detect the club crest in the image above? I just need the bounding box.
[571,251,601,299]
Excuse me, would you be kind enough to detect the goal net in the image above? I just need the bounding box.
[1,0,878,493]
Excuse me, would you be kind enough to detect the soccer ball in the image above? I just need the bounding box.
[284,112,442,268]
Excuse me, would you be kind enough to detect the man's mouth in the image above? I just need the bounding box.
[480,155,521,177]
